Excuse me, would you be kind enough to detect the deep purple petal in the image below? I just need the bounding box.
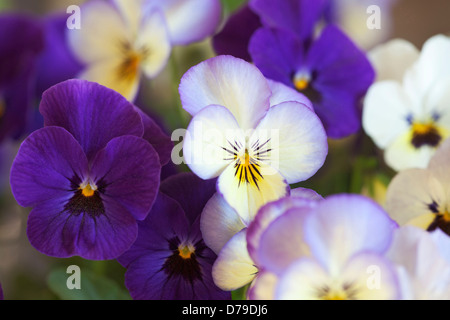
[39,79,144,161]
[10,126,88,207]
[34,13,84,98]
[27,192,138,259]
[307,25,375,97]
[313,89,361,138]
[0,14,44,142]
[134,107,173,166]
[159,172,217,226]
[75,198,138,260]
[212,5,262,62]
[0,13,43,87]
[118,191,230,299]
[90,135,161,221]
[249,0,327,41]
[249,27,305,87]
[117,192,190,268]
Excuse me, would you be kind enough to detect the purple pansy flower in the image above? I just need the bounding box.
[0,13,44,143]
[34,13,84,98]
[249,0,375,138]
[212,5,262,62]
[118,173,231,300]
[10,79,167,260]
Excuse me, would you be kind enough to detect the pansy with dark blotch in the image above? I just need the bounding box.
[118,172,231,300]
[249,0,375,138]
[0,13,44,143]
[10,79,171,260]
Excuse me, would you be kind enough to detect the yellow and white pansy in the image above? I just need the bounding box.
[67,0,221,101]
[181,55,328,223]
[363,34,450,171]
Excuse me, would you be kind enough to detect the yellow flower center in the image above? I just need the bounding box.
[294,77,309,91]
[80,183,97,197]
[118,50,142,80]
[178,244,195,259]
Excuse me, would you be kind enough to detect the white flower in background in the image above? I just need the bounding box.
[67,0,221,101]
[363,34,450,171]
[385,138,450,235]
[386,226,450,300]
[327,0,398,50]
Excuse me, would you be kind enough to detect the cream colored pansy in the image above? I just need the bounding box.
[363,35,450,171]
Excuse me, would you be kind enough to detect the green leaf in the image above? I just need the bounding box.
[221,0,248,15]
[231,284,249,300]
[47,267,131,300]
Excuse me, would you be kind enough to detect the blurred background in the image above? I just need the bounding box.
[0,0,449,300]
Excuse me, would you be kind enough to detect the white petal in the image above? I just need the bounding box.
[111,0,144,37]
[362,81,413,149]
[179,55,271,130]
[247,271,278,300]
[405,34,450,102]
[429,135,450,195]
[251,101,328,184]
[368,38,419,82]
[304,194,396,275]
[183,105,244,179]
[387,226,450,299]
[266,79,313,110]
[212,229,257,291]
[340,253,399,300]
[257,209,310,275]
[137,9,172,78]
[200,193,246,255]
[67,0,128,63]
[217,160,289,226]
[384,132,439,171]
[246,195,318,265]
[385,168,445,226]
[157,0,221,45]
[276,258,329,300]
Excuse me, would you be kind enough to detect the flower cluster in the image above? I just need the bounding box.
[0,0,449,301]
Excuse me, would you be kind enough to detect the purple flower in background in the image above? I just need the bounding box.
[212,5,262,62]
[10,80,166,260]
[34,13,84,98]
[0,283,3,300]
[0,14,44,143]
[118,173,231,300]
[249,0,375,138]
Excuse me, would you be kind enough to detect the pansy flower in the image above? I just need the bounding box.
[201,188,322,294]
[181,55,328,222]
[248,0,375,138]
[118,173,230,300]
[34,13,84,98]
[67,0,221,101]
[363,35,450,171]
[0,14,44,143]
[10,80,167,260]
[385,138,450,236]
[386,226,450,300]
[256,194,399,300]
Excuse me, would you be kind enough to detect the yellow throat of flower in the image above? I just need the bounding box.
[80,182,97,197]
[178,244,195,259]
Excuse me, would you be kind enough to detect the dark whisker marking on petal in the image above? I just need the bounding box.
[227,140,239,152]
[221,146,237,156]
[253,138,271,152]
